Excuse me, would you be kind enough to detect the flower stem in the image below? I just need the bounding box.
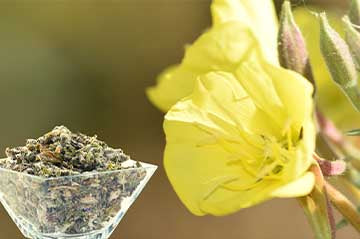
[298,193,334,239]
[325,181,360,232]
[298,164,335,239]
[338,177,360,203]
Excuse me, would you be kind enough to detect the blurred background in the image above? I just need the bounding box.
[0,0,357,238]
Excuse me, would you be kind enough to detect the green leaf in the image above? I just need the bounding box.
[346,129,360,136]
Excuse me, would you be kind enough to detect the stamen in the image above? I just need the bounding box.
[202,175,262,203]
[287,128,293,149]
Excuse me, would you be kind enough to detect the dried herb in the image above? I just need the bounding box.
[0,126,147,236]
[1,125,139,177]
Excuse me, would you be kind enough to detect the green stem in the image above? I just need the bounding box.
[325,181,360,233]
[298,192,334,239]
[298,165,334,239]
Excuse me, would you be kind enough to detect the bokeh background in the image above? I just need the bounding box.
[0,0,357,238]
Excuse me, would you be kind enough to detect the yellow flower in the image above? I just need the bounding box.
[148,1,358,131]
[164,59,316,215]
[147,0,278,112]
[147,0,317,216]
[211,0,278,63]
[294,7,360,129]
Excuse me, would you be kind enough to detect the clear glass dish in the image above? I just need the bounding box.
[0,159,157,239]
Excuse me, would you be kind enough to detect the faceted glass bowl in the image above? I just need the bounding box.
[0,160,157,239]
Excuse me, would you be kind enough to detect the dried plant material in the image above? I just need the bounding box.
[0,126,149,236]
[1,125,140,177]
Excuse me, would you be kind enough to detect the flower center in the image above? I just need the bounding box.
[255,126,301,181]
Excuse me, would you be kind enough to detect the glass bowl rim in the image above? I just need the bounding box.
[0,158,157,181]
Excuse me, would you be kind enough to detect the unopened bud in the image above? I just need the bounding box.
[278,1,315,89]
[319,13,360,111]
[344,16,360,68]
[349,0,360,27]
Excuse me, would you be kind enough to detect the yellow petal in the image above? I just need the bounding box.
[235,60,314,134]
[211,0,278,64]
[285,118,316,179]
[235,61,284,122]
[199,180,278,216]
[147,21,262,112]
[146,65,198,112]
[183,21,261,72]
[271,171,315,198]
[164,73,262,215]
[262,62,314,132]
[235,60,316,179]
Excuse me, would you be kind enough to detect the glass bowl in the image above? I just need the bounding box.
[0,159,157,239]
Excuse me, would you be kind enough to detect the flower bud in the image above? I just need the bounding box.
[278,1,315,88]
[344,16,360,68]
[319,13,360,111]
[349,0,360,27]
